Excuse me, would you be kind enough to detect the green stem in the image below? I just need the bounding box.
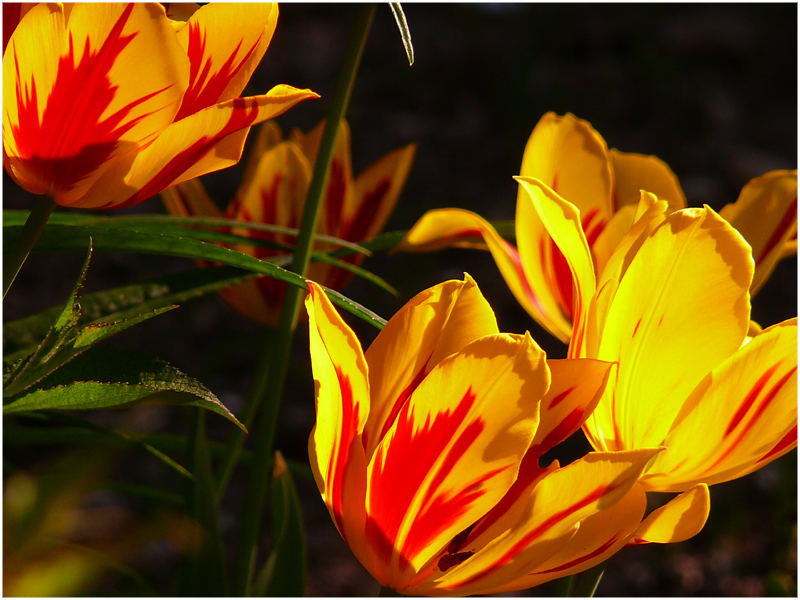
[3,196,56,298]
[230,5,376,595]
[556,574,575,596]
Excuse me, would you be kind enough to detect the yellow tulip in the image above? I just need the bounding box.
[515,177,796,544]
[3,3,317,209]
[401,112,797,343]
[163,119,416,325]
[305,275,662,595]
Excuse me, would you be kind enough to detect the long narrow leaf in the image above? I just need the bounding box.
[389,4,414,66]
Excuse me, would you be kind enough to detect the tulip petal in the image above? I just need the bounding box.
[515,177,596,355]
[362,275,499,456]
[589,207,754,452]
[305,282,370,553]
[644,318,797,491]
[349,142,417,242]
[174,2,278,118]
[82,86,318,208]
[610,149,686,211]
[531,358,615,456]
[628,484,710,544]
[519,112,613,223]
[485,485,647,594]
[364,332,547,587]
[237,120,285,196]
[720,170,798,295]
[3,2,188,204]
[162,177,224,219]
[401,208,560,337]
[429,449,659,596]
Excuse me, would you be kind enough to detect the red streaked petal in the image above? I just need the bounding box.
[720,169,798,295]
[428,449,659,596]
[80,86,317,209]
[174,2,278,118]
[305,281,370,560]
[365,332,547,589]
[362,275,499,457]
[3,3,188,205]
[645,318,797,492]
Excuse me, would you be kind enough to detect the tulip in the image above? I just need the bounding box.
[305,275,668,595]
[515,177,796,541]
[3,2,317,209]
[164,119,415,325]
[401,112,797,344]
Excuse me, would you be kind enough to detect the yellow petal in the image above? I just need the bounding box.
[3,3,188,205]
[629,484,710,544]
[610,149,686,211]
[591,203,638,278]
[515,176,596,355]
[81,86,318,209]
[174,2,278,117]
[588,207,753,451]
[532,358,615,455]
[237,120,285,199]
[644,318,797,492]
[519,112,614,223]
[362,275,499,457]
[429,449,659,596]
[305,281,370,555]
[365,332,547,588]
[720,170,798,295]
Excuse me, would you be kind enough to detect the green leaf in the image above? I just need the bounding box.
[4,347,245,431]
[388,4,414,66]
[5,266,257,360]
[4,221,387,329]
[253,452,306,597]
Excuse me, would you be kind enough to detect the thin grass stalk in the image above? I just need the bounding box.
[4,196,56,298]
[230,5,377,594]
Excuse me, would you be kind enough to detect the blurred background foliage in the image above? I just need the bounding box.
[4,3,796,596]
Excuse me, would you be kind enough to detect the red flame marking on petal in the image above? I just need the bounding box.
[758,424,797,465]
[367,388,497,567]
[176,22,264,119]
[548,385,577,410]
[9,4,173,196]
[724,363,781,437]
[533,534,620,574]
[327,368,362,536]
[346,178,392,241]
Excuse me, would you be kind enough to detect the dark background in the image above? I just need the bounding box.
[4,3,797,596]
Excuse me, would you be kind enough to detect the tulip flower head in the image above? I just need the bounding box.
[3,2,317,209]
[514,177,797,541]
[164,119,415,325]
[305,275,670,595]
[402,112,797,344]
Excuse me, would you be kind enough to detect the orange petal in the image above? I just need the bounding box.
[362,275,499,457]
[305,281,370,558]
[610,149,686,211]
[720,170,798,295]
[3,3,188,205]
[428,449,659,596]
[174,2,278,118]
[81,86,318,209]
[531,358,615,456]
[365,332,547,589]
[645,318,797,492]
[161,177,223,219]
[628,484,710,544]
[237,120,285,199]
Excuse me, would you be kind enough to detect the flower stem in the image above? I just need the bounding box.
[230,5,376,595]
[4,196,56,298]
[572,564,605,597]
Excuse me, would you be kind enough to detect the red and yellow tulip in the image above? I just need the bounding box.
[164,119,415,325]
[3,2,317,209]
[401,112,797,343]
[515,177,796,540]
[305,275,675,595]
